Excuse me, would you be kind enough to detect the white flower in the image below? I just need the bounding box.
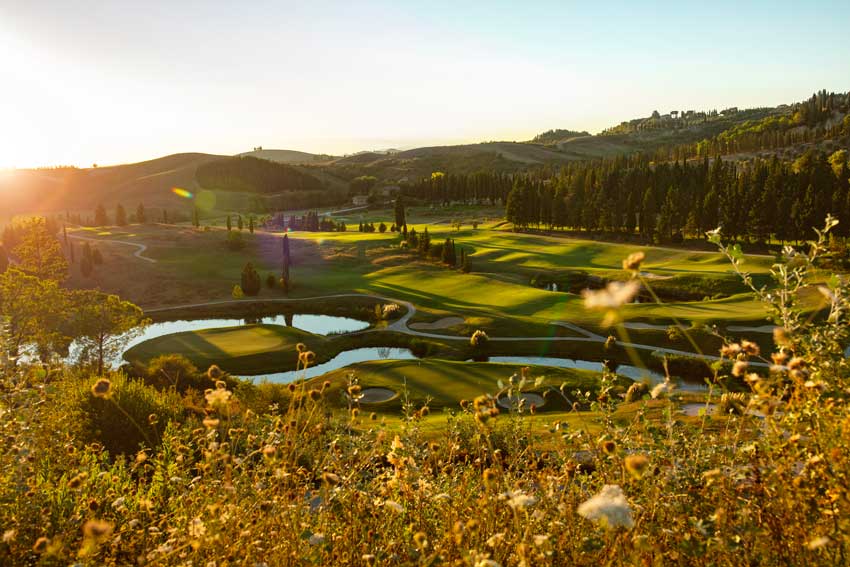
[577,484,634,529]
[651,380,673,399]
[188,517,206,539]
[485,532,505,547]
[111,497,126,509]
[475,560,502,567]
[308,533,325,546]
[582,281,640,309]
[503,490,536,510]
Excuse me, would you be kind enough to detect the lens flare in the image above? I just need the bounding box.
[172,187,193,199]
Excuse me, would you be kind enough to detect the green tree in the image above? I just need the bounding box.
[71,290,147,374]
[12,217,68,282]
[249,216,255,234]
[237,214,244,231]
[0,268,69,364]
[136,203,146,224]
[379,222,387,233]
[394,196,406,228]
[282,234,291,293]
[94,204,108,226]
[226,215,232,232]
[241,263,261,296]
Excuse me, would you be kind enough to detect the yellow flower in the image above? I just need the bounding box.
[624,454,650,479]
[622,251,645,272]
[91,378,112,399]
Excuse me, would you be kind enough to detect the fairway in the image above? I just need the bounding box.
[308,358,627,412]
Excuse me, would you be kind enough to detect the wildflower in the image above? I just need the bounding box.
[650,381,671,399]
[391,435,404,450]
[773,327,792,347]
[298,350,316,368]
[622,251,645,272]
[68,472,88,489]
[321,472,340,486]
[732,360,749,377]
[205,388,232,410]
[771,351,789,365]
[807,536,831,550]
[308,389,322,401]
[83,519,114,541]
[624,454,650,479]
[188,517,206,539]
[504,490,536,510]
[582,280,640,309]
[308,533,325,546]
[348,384,362,396]
[533,534,549,547]
[111,497,126,510]
[362,555,376,565]
[475,560,502,567]
[413,531,428,550]
[203,418,220,429]
[296,343,306,353]
[486,532,505,548]
[600,439,617,455]
[577,484,634,529]
[470,329,489,347]
[741,340,760,356]
[2,529,15,543]
[720,343,741,358]
[207,365,223,380]
[482,468,498,489]
[91,378,112,399]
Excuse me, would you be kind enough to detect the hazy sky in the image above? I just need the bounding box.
[1,0,848,168]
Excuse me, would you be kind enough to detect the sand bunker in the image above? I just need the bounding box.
[639,271,672,280]
[497,392,545,410]
[357,388,397,403]
[410,317,464,330]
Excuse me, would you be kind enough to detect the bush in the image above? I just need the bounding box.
[241,263,261,296]
[144,354,214,393]
[63,372,183,455]
[266,273,277,288]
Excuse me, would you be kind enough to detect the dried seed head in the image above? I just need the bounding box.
[91,378,112,399]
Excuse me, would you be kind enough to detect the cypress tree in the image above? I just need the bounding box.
[115,204,127,226]
[249,216,255,234]
[226,215,232,232]
[282,234,291,294]
[238,215,244,231]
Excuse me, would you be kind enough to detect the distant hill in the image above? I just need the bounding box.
[2,89,846,216]
[238,149,335,164]
[0,153,225,215]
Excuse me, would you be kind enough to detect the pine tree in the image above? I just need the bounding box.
[115,204,127,227]
[249,216,255,234]
[226,215,232,232]
[237,215,244,231]
[419,227,431,256]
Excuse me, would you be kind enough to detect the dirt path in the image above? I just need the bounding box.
[68,233,156,263]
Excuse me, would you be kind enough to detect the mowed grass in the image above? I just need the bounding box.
[307,358,623,412]
[68,218,776,343]
[125,324,324,375]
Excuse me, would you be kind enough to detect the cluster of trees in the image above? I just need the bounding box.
[402,171,514,205]
[225,213,256,233]
[0,218,145,373]
[530,129,590,145]
[397,228,472,273]
[287,212,346,232]
[196,156,325,194]
[505,150,850,244]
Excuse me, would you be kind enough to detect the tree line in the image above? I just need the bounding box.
[504,150,850,244]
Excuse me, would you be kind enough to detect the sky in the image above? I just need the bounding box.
[0,0,848,169]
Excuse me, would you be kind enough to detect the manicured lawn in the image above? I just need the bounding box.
[307,358,628,412]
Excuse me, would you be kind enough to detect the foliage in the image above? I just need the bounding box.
[70,290,148,375]
[240,263,261,296]
[196,156,324,193]
[11,217,68,282]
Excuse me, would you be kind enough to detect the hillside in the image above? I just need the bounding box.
[238,148,336,164]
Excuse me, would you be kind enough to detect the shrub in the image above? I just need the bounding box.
[266,273,277,288]
[62,372,183,455]
[232,284,244,299]
[241,263,261,296]
[144,354,213,393]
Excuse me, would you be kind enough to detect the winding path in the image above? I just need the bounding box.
[67,233,157,263]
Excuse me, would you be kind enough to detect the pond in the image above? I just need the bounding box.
[484,356,706,391]
[243,347,417,382]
